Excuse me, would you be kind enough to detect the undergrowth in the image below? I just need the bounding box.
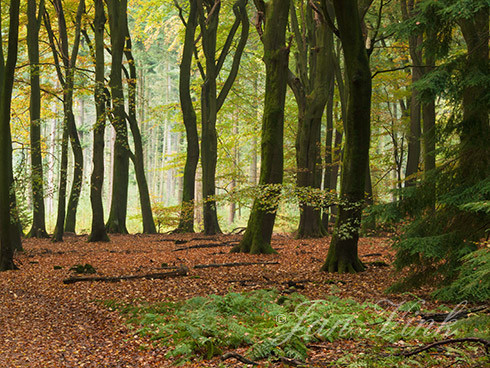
[103,290,488,366]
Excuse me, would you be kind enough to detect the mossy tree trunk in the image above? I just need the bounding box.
[175,0,199,233]
[44,0,85,241]
[321,0,371,273]
[106,0,130,234]
[288,1,334,239]
[26,0,48,238]
[124,30,157,234]
[0,0,21,270]
[232,0,290,254]
[197,0,249,235]
[88,0,109,242]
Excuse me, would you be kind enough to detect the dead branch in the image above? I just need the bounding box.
[420,306,487,322]
[173,241,239,251]
[395,337,490,357]
[194,261,279,269]
[63,266,188,284]
[221,352,258,365]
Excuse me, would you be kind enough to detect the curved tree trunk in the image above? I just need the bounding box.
[232,0,290,254]
[321,0,371,273]
[124,30,156,234]
[106,0,130,234]
[88,0,109,242]
[0,0,21,270]
[26,0,48,238]
[198,0,249,235]
[45,0,85,241]
[176,0,199,233]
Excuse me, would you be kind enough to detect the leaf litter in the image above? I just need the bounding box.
[0,234,484,367]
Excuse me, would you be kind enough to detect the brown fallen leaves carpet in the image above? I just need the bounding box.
[0,234,441,367]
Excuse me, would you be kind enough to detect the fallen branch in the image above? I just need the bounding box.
[221,352,258,365]
[396,337,490,357]
[63,266,188,284]
[173,241,239,251]
[420,306,487,322]
[194,261,279,269]
[273,356,306,367]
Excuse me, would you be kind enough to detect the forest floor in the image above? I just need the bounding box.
[0,233,486,367]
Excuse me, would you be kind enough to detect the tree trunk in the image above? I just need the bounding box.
[322,73,335,230]
[321,0,371,273]
[198,0,249,235]
[458,8,489,181]
[26,0,48,238]
[401,0,422,186]
[106,0,130,234]
[88,0,109,242]
[0,0,21,270]
[45,0,85,241]
[124,29,156,234]
[289,2,334,239]
[232,0,290,254]
[176,0,199,233]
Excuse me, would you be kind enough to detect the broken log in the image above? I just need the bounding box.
[194,261,279,269]
[63,266,188,284]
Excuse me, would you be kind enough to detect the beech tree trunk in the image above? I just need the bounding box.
[124,29,156,234]
[176,0,199,233]
[197,0,249,235]
[289,1,334,239]
[232,0,290,254]
[88,0,109,242]
[26,0,48,238]
[106,0,130,234]
[0,0,22,270]
[45,0,85,241]
[321,0,371,273]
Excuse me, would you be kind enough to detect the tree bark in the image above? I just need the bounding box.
[26,0,48,238]
[198,0,249,235]
[0,0,22,270]
[321,0,371,273]
[232,0,290,254]
[401,0,422,187]
[106,0,130,234]
[458,7,489,181]
[289,1,334,238]
[124,29,157,234]
[44,0,85,241]
[176,0,199,233]
[88,0,109,242]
